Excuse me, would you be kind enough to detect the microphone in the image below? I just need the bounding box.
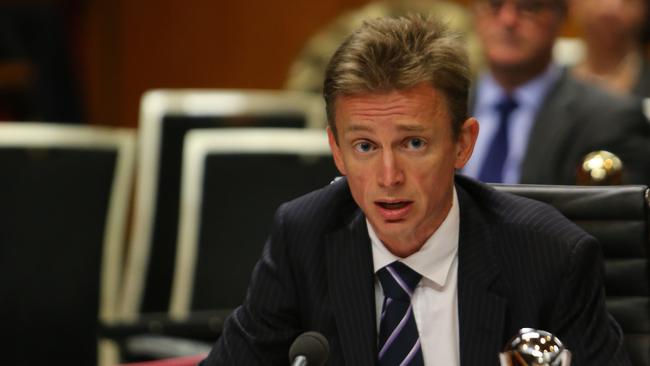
[289,331,329,366]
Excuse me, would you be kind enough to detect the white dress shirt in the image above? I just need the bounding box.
[463,64,561,183]
[368,188,460,366]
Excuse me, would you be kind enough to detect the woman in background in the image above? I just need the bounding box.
[571,0,650,98]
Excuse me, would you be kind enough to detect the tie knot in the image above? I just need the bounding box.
[377,261,422,301]
[496,95,519,115]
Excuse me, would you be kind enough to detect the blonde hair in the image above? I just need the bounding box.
[323,14,470,138]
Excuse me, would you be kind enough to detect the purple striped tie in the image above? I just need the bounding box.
[377,261,424,366]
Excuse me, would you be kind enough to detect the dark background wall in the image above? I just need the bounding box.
[19,0,582,128]
[81,0,374,128]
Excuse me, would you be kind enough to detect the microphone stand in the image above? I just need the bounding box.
[291,355,308,366]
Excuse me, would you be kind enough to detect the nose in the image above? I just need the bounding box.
[377,149,404,188]
[495,1,520,26]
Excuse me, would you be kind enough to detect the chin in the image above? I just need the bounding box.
[375,223,413,242]
[486,44,527,60]
[491,55,531,70]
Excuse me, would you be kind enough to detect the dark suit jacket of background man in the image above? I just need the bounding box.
[201,175,630,366]
[470,68,650,185]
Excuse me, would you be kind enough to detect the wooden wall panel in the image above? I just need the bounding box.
[79,0,577,127]
[116,0,370,127]
[80,0,121,126]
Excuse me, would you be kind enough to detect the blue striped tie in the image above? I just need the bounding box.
[377,261,424,366]
[478,95,519,183]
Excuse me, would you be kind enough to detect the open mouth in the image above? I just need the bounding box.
[375,200,413,221]
[377,201,410,210]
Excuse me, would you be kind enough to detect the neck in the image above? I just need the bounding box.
[384,240,426,258]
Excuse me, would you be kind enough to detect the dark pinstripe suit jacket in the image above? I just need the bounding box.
[202,175,630,366]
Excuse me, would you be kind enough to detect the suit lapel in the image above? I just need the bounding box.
[326,210,377,366]
[323,179,510,365]
[521,70,578,183]
[456,185,507,366]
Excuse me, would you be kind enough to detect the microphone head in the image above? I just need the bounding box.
[289,331,330,366]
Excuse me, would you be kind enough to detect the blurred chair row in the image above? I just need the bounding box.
[121,88,327,318]
[0,89,337,365]
[1,88,648,366]
[0,123,135,365]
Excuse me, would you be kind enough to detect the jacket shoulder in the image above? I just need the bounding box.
[456,175,589,244]
[276,177,358,232]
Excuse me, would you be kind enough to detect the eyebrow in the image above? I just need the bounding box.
[344,123,427,133]
[397,124,426,132]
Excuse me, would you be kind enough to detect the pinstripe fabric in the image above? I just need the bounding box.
[325,210,377,365]
[201,175,630,366]
[456,176,630,366]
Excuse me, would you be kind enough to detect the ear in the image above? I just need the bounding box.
[327,126,347,176]
[454,117,479,170]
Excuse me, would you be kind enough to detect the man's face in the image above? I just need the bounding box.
[572,0,647,46]
[327,83,477,257]
[474,0,565,73]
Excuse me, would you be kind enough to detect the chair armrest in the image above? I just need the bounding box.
[100,310,232,361]
[100,309,233,342]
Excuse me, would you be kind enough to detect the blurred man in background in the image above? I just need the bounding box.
[463,0,650,185]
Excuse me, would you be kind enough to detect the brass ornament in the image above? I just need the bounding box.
[577,150,623,185]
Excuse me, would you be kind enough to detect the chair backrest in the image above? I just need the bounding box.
[169,128,337,318]
[492,184,650,366]
[0,122,135,365]
[120,90,326,319]
[552,36,586,66]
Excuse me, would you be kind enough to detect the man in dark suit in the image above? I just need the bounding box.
[463,0,650,185]
[201,15,630,365]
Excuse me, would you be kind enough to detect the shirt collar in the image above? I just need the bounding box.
[476,63,562,113]
[369,187,459,287]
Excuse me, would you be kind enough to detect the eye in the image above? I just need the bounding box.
[353,140,375,153]
[404,137,426,150]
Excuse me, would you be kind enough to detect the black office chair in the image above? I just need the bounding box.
[170,128,338,317]
[492,184,650,366]
[120,89,326,319]
[0,123,136,366]
[108,128,337,361]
